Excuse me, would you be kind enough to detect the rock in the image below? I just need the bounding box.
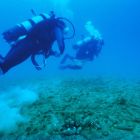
[81,117,91,126]
[132,118,140,123]
[62,128,76,136]
[102,131,109,136]
[76,127,82,134]
[114,125,134,131]
[48,135,64,140]
[64,135,87,140]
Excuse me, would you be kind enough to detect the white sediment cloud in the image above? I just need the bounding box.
[0,87,38,133]
[85,21,102,39]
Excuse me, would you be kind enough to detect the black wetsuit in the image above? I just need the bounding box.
[0,19,65,74]
[76,39,100,61]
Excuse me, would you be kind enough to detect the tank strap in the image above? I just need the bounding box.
[40,13,50,19]
[28,19,36,26]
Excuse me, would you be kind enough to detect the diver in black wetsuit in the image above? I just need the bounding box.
[0,12,68,74]
[60,36,103,70]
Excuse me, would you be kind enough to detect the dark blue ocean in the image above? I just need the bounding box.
[0,0,140,139]
[0,0,140,79]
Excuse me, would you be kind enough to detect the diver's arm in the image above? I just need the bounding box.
[54,27,65,55]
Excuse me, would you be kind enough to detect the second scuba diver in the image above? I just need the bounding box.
[59,21,104,70]
[0,11,73,74]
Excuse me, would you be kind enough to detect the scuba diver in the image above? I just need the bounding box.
[60,21,104,70]
[0,11,75,74]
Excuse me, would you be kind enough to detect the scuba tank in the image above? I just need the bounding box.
[2,10,75,44]
[2,13,50,44]
[18,13,50,31]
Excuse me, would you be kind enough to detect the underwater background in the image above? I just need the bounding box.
[0,0,140,139]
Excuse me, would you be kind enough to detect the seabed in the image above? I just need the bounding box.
[0,76,140,140]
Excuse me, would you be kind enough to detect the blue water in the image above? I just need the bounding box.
[0,0,140,80]
[0,1,140,139]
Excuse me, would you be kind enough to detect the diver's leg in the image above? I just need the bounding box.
[60,54,74,64]
[0,40,37,74]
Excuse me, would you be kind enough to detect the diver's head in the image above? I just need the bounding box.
[55,17,75,39]
[56,19,69,34]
